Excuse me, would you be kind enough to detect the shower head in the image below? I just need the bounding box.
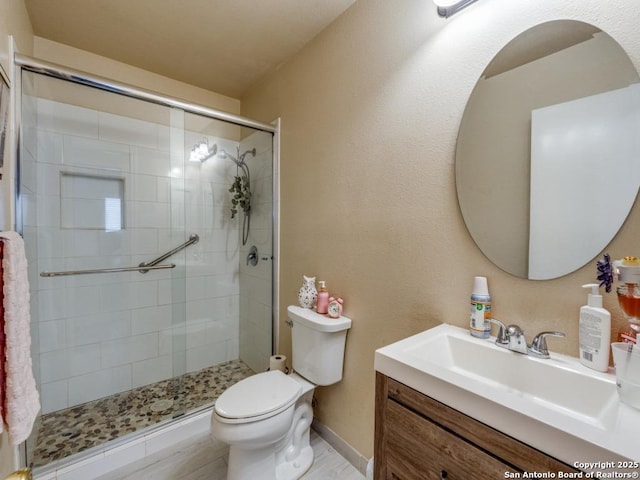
[218,147,256,166]
[189,138,217,163]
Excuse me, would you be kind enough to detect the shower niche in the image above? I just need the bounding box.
[60,173,125,231]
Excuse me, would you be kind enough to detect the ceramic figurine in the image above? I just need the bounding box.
[298,275,317,308]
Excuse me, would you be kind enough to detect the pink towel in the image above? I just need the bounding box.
[0,241,5,432]
[0,231,40,445]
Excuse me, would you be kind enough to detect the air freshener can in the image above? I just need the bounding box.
[470,276,492,338]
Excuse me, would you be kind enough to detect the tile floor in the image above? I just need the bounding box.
[32,360,255,467]
[95,429,365,480]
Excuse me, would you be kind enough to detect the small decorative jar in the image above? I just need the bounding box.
[298,275,317,309]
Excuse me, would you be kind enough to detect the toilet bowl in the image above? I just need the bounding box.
[211,371,315,480]
[210,306,352,480]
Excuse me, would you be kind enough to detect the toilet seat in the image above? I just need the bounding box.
[214,370,302,424]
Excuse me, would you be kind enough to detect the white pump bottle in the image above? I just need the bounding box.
[579,283,611,372]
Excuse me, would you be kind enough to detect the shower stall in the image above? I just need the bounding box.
[15,58,278,474]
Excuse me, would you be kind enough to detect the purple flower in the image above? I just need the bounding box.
[597,253,613,293]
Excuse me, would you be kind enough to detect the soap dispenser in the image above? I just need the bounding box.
[579,283,611,372]
[316,281,329,314]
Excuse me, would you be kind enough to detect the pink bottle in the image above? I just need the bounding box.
[316,281,329,314]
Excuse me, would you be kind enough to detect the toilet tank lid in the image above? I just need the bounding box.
[214,370,301,420]
[288,305,352,332]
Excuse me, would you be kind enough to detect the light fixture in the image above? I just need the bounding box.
[189,138,218,163]
[433,0,479,18]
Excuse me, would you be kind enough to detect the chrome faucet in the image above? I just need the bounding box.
[528,331,566,359]
[487,318,564,358]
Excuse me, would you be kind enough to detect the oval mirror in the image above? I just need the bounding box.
[456,20,640,280]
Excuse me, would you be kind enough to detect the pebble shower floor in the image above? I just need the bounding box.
[31,360,255,467]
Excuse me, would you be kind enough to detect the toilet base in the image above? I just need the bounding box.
[275,445,313,480]
[225,433,313,480]
[227,445,277,480]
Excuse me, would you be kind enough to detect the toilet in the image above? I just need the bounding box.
[210,305,352,480]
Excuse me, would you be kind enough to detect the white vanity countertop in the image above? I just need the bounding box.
[374,324,640,468]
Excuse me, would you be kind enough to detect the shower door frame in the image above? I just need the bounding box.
[14,53,281,465]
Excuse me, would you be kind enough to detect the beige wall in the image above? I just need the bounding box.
[241,0,640,459]
[0,0,33,71]
[33,37,240,116]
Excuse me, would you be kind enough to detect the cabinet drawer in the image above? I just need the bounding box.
[385,377,579,474]
[385,399,515,479]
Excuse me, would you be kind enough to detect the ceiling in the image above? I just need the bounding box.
[23,0,356,98]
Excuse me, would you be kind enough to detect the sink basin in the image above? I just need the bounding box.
[403,328,618,426]
[375,323,640,463]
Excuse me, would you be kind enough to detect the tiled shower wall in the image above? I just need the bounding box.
[238,132,274,373]
[20,94,257,414]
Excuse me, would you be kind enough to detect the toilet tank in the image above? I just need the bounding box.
[288,305,352,386]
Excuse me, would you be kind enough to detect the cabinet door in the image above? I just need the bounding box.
[385,399,516,479]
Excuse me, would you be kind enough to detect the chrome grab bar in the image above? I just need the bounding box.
[138,233,198,273]
[40,233,199,277]
[40,263,175,277]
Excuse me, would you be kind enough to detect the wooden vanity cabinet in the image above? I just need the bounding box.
[374,372,582,479]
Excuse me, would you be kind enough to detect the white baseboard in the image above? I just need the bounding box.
[311,418,369,475]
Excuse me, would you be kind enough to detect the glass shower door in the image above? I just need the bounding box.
[20,71,189,467]
[19,67,275,472]
[181,114,275,376]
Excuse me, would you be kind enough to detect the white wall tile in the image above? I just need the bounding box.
[63,136,130,171]
[36,194,60,228]
[132,354,173,388]
[131,305,172,335]
[129,280,160,309]
[61,230,101,258]
[157,176,171,203]
[131,173,158,202]
[37,227,65,260]
[100,112,159,149]
[36,130,64,165]
[40,343,101,383]
[99,229,131,256]
[38,288,68,322]
[101,333,159,368]
[66,285,102,317]
[68,365,132,406]
[132,201,170,229]
[67,311,132,346]
[36,163,61,197]
[39,319,68,352]
[37,98,99,138]
[186,342,230,373]
[40,379,69,414]
[132,147,171,176]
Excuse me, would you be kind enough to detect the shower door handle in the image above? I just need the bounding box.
[246,245,258,266]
